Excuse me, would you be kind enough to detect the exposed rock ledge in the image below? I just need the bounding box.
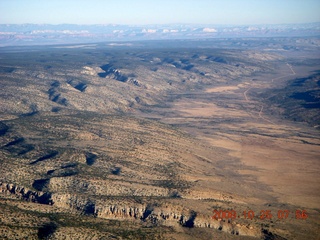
[0,182,52,204]
[0,182,262,238]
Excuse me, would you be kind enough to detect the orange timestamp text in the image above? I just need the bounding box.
[212,209,308,220]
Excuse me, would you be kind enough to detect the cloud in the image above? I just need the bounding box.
[203,28,217,33]
[142,29,157,33]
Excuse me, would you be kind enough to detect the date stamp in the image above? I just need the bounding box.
[212,209,308,220]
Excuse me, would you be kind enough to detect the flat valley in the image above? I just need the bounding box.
[0,38,319,239]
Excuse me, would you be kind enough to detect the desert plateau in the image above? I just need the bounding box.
[0,37,319,239]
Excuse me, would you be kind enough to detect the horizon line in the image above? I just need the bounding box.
[1,22,320,27]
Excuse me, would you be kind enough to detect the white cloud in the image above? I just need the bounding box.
[142,29,157,33]
[203,28,217,33]
[113,30,124,33]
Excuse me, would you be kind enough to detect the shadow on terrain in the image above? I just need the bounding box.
[111,166,121,175]
[38,222,58,240]
[4,138,24,147]
[182,211,197,228]
[83,201,96,215]
[30,151,59,165]
[2,137,35,155]
[0,122,9,136]
[32,179,50,191]
[85,152,97,166]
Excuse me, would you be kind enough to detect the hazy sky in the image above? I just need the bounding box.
[1,0,319,25]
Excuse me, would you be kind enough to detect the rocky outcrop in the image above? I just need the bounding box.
[0,182,262,238]
[67,79,87,92]
[98,64,128,82]
[98,64,141,86]
[51,194,261,238]
[0,182,53,205]
[48,81,69,106]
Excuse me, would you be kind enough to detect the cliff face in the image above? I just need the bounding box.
[0,181,261,238]
[0,182,52,205]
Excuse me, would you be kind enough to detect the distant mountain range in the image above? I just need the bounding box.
[0,22,319,46]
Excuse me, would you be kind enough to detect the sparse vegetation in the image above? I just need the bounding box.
[0,38,319,239]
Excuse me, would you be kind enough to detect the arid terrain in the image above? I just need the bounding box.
[0,38,319,239]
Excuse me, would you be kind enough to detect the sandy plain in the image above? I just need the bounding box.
[147,60,320,238]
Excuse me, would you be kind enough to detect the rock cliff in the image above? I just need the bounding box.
[0,181,261,238]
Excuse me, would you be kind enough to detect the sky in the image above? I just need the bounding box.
[0,0,319,25]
